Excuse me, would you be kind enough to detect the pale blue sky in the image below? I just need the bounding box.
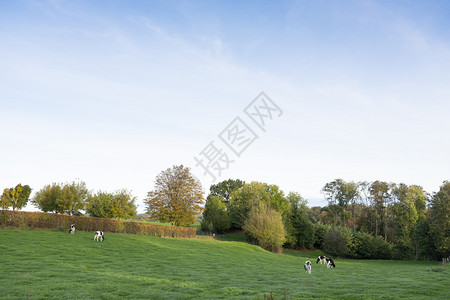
[1,0,449,212]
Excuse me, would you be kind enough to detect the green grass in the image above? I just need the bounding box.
[1,229,449,299]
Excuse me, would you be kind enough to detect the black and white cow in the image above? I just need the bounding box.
[94,231,104,241]
[304,260,312,274]
[69,224,75,234]
[316,255,326,264]
[326,257,336,268]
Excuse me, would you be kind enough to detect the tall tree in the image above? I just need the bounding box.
[321,179,343,225]
[342,181,360,228]
[201,195,230,233]
[322,179,358,226]
[287,192,315,249]
[209,179,245,207]
[369,181,394,239]
[428,181,450,258]
[1,184,32,211]
[145,165,204,226]
[392,184,427,243]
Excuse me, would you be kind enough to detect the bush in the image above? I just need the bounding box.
[243,207,286,253]
[371,236,392,259]
[0,210,196,238]
[353,231,374,259]
[323,230,348,257]
[335,226,355,255]
[392,239,415,260]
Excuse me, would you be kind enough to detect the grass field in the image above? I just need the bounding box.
[1,229,449,299]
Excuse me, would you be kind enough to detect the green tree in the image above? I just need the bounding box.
[201,195,230,233]
[343,181,360,228]
[391,183,428,257]
[369,181,394,239]
[428,181,450,258]
[414,218,438,260]
[229,181,288,229]
[59,181,89,215]
[243,205,286,253]
[144,165,204,226]
[1,189,11,210]
[286,192,315,249]
[1,184,32,211]
[209,179,245,207]
[322,179,360,227]
[32,183,62,213]
[323,229,348,257]
[32,181,89,214]
[86,190,137,218]
[321,179,343,225]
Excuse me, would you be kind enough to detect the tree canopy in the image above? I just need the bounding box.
[86,190,137,219]
[1,184,32,210]
[145,165,204,226]
[32,181,89,215]
[209,179,245,205]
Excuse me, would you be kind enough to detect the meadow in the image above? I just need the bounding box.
[0,229,448,299]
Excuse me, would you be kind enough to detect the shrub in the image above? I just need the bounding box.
[353,231,374,259]
[243,206,286,253]
[371,236,392,259]
[392,238,415,260]
[335,226,355,255]
[323,230,348,257]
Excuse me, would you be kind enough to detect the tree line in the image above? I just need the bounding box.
[1,181,137,219]
[201,178,449,260]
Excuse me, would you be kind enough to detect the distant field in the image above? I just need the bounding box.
[1,229,449,299]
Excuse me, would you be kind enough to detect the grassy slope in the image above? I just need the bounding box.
[0,229,448,299]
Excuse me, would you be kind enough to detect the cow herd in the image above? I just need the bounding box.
[304,256,336,274]
[68,224,104,242]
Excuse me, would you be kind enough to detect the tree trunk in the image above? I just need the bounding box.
[375,211,379,238]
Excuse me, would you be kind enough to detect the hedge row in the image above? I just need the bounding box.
[0,210,196,238]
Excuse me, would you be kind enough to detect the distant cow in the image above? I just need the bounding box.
[304,260,312,274]
[316,255,326,264]
[326,257,336,268]
[94,231,104,242]
[69,224,75,234]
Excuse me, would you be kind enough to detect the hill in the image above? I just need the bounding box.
[0,229,448,299]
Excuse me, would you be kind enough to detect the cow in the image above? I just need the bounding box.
[326,257,336,268]
[316,255,326,264]
[69,224,75,234]
[94,231,104,242]
[304,260,312,274]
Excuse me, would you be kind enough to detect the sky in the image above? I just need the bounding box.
[1,0,449,212]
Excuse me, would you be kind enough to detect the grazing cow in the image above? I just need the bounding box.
[304,261,312,274]
[69,224,75,234]
[316,255,327,264]
[94,231,104,242]
[326,257,336,268]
